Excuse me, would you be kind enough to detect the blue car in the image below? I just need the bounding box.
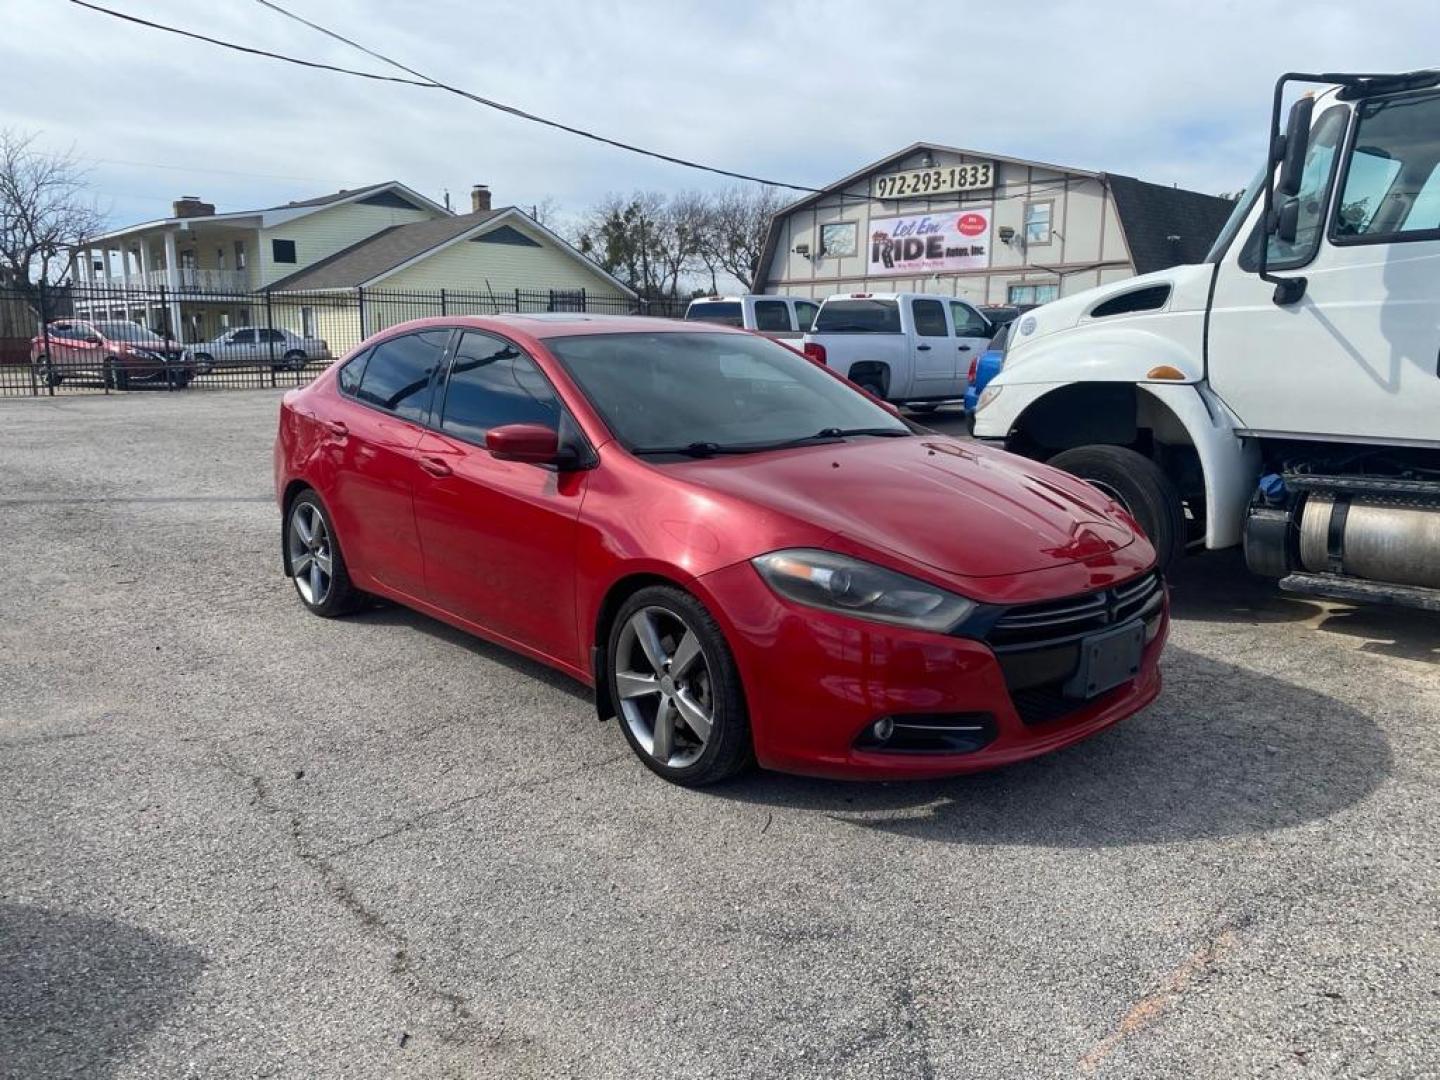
[963,321,1012,417]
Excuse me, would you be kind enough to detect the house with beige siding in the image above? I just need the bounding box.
[70,181,633,348]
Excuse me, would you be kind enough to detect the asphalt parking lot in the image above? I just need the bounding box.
[2,390,1437,1080]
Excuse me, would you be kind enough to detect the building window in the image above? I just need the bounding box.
[1024,201,1053,245]
[1008,283,1060,305]
[217,247,226,270]
[301,307,316,338]
[237,307,251,327]
[820,222,858,258]
[234,240,247,270]
[271,239,297,264]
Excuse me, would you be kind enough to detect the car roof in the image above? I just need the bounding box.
[369,313,750,340]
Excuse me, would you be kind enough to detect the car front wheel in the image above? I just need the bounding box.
[286,491,361,616]
[193,353,214,374]
[607,586,752,786]
[282,350,307,372]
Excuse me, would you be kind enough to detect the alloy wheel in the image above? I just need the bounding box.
[614,606,715,768]
[288,502,333,606]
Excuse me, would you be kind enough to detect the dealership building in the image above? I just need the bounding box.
[755,143,1235,306]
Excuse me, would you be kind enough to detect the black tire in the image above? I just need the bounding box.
[1048,445,1186,572]
[193,353,214,375]
[285,490,362,617]
[607,585,753,787]
[855,376,886,400]
[35,355,61,387]
[282,350,307,372]
[105,358,128,391]
[907,403,940,414]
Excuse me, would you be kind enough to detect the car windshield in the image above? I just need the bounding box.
[92,321,164,342]
[545,331,910,455]
[813,299,901,334]
[685,302,744,327]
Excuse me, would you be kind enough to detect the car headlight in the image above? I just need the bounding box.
[751,549,974,632]
[976,384,1003,411]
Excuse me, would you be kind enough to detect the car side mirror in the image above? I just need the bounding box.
[486,423,567,466]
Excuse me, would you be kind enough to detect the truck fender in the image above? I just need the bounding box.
[1002,321,1204,385]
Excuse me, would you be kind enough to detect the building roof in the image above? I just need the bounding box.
[753,142,1235,288]
[82,181,449,246]
[265,207,638,297]
[1103,175,1235,273]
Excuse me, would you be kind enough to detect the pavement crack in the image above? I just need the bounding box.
[322,750,629,860]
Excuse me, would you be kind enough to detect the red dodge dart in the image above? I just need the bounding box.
[274,315,1167,785]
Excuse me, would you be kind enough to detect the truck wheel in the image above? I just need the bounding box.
[1048,445,1186,572]
[854,376,886,399]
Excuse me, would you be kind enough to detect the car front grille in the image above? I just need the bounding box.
[984,572,1164,725]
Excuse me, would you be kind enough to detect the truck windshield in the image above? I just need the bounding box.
[813,299,901,334]
[685,302,744,327]
[545,331,909,455]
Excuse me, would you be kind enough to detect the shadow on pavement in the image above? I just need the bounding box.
[0,903,205,1080]
[714,646,1392,847]
[1169,548,1440,664]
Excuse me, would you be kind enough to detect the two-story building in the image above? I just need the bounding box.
[71,181,634,346]
[755,143,1235,306]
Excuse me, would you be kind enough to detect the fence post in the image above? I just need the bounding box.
[357,286,366,342]
[266,291,277,387]
[440,287,447,317]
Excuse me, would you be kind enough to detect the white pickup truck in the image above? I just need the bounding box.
[684,295,820,344]
[800,292,994,410]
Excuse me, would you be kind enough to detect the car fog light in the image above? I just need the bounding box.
[872,717,895,742]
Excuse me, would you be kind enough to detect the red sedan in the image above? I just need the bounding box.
[274,315,1167,786]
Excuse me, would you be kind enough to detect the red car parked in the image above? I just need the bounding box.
[275,315,1167,786]
[31,318,195,389]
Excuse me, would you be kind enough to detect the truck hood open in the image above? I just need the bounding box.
[671,436,1136,578]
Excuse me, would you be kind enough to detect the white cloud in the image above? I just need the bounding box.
[3,0,1436,229]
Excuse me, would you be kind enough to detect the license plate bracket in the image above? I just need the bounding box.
[1064,620,1144,700]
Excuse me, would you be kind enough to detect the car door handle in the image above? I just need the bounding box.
[916,344,932,351]
[323,420,348,437]
[958,345,972,352]
[418,456,452,478]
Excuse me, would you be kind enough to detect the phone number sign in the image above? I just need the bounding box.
[871,161,994,200]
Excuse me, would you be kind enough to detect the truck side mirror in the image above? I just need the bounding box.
[1273,196,1302,244]
[1274,95,1314,200]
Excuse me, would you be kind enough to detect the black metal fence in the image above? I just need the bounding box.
[0,282,691,397]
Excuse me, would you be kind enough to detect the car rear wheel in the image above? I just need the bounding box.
[104,358,128,391]
[608,586,752,786]
[35,355,61,387]
[282,350,307,372]
[1048,444,1186,572]
[193,353,214,375]
[286,492,361,617]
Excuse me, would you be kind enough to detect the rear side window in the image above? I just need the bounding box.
[686,302,744,327]
[753,300,792,332]
[355,330,449,421]
[813,299,901,334]
[338,348,370,397]
[1333,90,1440,242]
[439,331,559,442]
[794,301,819,330]
[950,302,991,337]
[232,329,255,344]
[912,298,948,337]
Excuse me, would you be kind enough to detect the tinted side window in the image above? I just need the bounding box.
[912,299,948,337]
[794,301,819,330]
[753,300,791,332]
[1241,104,1348,271]
[355,331,449,421]
[440,331,559,442]
[232,329,255,344]
[950,302,991,337]
[338,348,370,397]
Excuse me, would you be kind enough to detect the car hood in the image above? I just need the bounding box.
[669,435,1137,578]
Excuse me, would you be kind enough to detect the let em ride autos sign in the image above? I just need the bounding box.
[868,210,992,276]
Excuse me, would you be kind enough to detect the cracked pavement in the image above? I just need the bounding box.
[1,391,1437,1079]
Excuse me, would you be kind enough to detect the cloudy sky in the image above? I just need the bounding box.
[5,0,1437,231]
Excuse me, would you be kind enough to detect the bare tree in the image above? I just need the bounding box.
[708,184,786,292]
[576,190,704,301]
[0,129,103,296]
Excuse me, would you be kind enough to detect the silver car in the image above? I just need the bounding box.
[192,327,331,373]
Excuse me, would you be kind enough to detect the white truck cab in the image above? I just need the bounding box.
[972,69,1440,609]
[801,292,994,409]
[684,295,820,342]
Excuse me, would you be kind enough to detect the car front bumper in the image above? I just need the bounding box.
[698,559,1168,780]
